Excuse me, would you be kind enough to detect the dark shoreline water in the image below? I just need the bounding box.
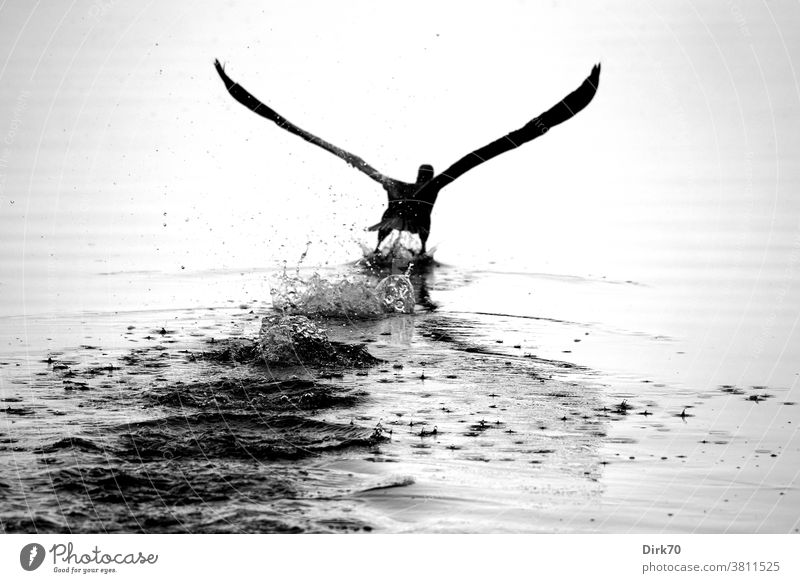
[1,266,797,533]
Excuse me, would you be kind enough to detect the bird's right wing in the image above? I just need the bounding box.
[416,63,601,204]
[214,59,392,187]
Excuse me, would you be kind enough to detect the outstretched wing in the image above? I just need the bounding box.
[214,59,392,187]
[416,63,601,204]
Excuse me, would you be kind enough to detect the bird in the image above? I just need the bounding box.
[214,59,601,256]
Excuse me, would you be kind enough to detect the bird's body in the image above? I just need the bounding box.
[213,60,601,258]
[372,164,435,253]
[374,197,432,252]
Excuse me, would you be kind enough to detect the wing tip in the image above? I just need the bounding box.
[214,58,226,77]
[585,62,601,91]
[214,59,237,90]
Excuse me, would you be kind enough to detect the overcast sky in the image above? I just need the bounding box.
[1,0,799,281]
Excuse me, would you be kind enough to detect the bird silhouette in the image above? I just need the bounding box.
[214,60,601,256]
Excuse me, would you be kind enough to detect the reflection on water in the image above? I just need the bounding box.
[1,265,797,533]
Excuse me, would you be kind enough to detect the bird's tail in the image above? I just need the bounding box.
[368,217,407,232]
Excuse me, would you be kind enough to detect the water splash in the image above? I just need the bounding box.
[257,314,381,367]
[270,271,415,318]
[258,314,332,365]
[359,231,435,271]
[375,275,415,314]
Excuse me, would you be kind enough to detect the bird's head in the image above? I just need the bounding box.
[416,164,434,185]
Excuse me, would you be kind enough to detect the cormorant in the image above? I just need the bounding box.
[214,60,601,255]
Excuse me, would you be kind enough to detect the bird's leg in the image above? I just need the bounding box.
[375,228,391,254]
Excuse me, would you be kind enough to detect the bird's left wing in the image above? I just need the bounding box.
[214,59,393,187]
[416,63,601,204]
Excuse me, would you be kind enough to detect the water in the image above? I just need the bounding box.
[0,260,797,533]
[2,0,800,533]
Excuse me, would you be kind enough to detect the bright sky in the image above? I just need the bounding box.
[1,0,799,279]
